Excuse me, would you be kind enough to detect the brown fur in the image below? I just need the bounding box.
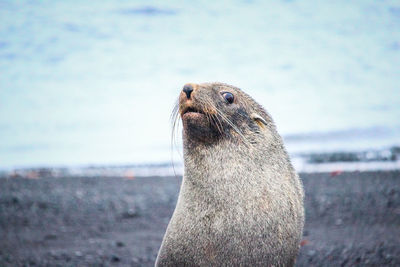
[156,82,304,266]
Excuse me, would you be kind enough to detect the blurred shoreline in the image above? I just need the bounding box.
[1,145,399,179]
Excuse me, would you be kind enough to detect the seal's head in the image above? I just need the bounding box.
[173,82,275,146]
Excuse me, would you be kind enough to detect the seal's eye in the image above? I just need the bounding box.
[222,92,234,104]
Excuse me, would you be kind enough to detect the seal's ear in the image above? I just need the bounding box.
[251,113,268,129]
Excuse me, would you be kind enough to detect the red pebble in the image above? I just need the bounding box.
[330,170,342,177]
[300,239,309,246]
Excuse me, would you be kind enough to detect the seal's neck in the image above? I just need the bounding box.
[182,135,292,199]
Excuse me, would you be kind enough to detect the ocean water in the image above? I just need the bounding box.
[1,0,400,169]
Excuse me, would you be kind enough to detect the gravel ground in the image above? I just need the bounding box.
[0,171,399,266]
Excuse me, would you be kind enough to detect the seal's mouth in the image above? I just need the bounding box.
[181,107,205,116]
[180,106,207,121]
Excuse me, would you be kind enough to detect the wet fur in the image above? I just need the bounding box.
[157,83,304,266]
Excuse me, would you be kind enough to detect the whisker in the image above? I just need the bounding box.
[211,113,223,135]
[214,112,225,135]
[170,98,182,178]
[215,109,251,147]
[203,99,223,135]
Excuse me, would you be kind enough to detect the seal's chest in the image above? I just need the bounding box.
[196,207,262,236]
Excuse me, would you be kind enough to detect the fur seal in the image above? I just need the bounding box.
[156,82,304,266]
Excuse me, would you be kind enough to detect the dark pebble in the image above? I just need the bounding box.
[111,255,120,262]
[44,234,57,240]
[116,241,125,247]
[122,208,138,219]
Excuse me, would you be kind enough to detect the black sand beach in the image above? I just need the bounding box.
[0,171,399,266]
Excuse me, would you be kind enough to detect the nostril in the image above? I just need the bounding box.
[183,84,194,99]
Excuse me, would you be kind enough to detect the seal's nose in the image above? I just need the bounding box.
[182,84,194,99]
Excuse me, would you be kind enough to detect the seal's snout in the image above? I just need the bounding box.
[182,84,194,99]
